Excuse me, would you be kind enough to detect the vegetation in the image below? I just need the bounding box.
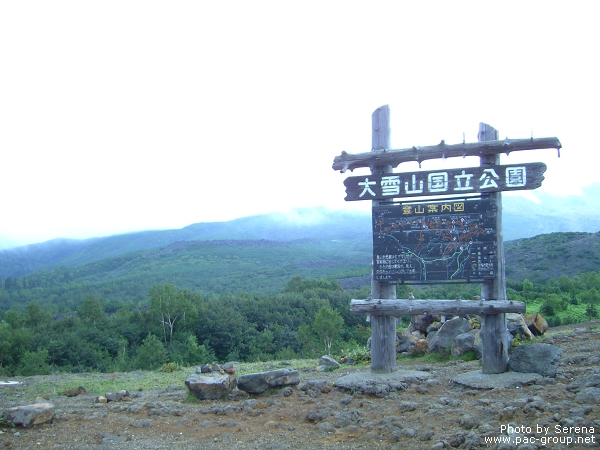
[507,271,600,327]
[0,231,599,376]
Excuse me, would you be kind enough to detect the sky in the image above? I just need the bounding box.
[1,1,597,249]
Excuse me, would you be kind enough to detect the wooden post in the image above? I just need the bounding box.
[370,105,397,373]
[479,123,510,374]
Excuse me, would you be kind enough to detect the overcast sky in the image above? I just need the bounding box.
[1,1,597,249]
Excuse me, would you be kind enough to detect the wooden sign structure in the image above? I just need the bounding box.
[333,105,561,374]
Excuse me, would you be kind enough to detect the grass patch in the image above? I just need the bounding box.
[400,351,477,364]
[5,359,321,402]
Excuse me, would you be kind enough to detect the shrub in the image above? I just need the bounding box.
[17,349,51,376]
[336,341,370,364]
[159,362,181,373]
[539,302,555,317]
[135,334,167,370]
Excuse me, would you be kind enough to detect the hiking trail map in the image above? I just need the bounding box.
[373,196,497,283]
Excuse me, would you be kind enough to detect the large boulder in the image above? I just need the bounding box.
[506,313,534,340]
[185,373,236,400]
[2,402,55,427]
[428,317,471,353]
[397,332,419,354]
[319,355,341,368]
[237,369,300,394]
[509,343,563,377]
[410,314,439,334]
[451,329,482,359]
[525,313,549,336]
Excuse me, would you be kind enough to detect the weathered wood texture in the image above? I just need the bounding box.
[332,136,561,173]
[370,105,397,374]
[370,315,397,373]
[350,299,526,316]
[479,123,510,374]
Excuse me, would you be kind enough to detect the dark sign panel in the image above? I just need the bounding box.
[345,162,546,201]
[373,197,497,283]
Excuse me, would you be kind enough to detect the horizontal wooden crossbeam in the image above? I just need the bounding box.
[350,298,526,316]
[332,137,562,173]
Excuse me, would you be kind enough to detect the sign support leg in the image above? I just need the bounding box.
[479,123,510,374]
[370,105,397,373]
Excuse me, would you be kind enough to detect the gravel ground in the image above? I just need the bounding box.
[2,321,600,449]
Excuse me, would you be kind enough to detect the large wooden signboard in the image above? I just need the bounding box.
[373,196,496,283]
[333,106,560,375]
[344,163,546,201]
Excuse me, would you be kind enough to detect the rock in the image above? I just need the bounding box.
[237,369,299,394]
[63,386,87,397]
[95,395,108,403]
[2,403,55,427]
[319,355,341,368]
[427,325,441,336]
[306,407,331,422]
[525,313,549,336]
[428,317,471,353]
[575,387,600,405]
[451,329,482,358]
[506,313,534,340]
[396,332,418,354]
[299,379,332,395]
[410,314,439,334]
[131,419,153,428]
[228,388,250,401]
[221,362,236,375]
[185,373,237,400]
[575,387,600,404]
[105,390,130,402]
[199,364,212,373]
[509,343,563,377]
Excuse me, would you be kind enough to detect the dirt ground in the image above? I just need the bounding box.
[2,321,600,449]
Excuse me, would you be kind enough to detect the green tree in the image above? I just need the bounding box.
[18,349,51,376]
[135,334,167,370]
[297,323,319,357]
[25,302,52,329]
[582,288,600,305]
[78,295,106,324]
[149,285,197,343]
[586,303,599,319]
[285,276,340,293]
[312,306,344,355]
[556,275,574,293]
[522,279,534,294]
[184,334,214,366]
[2,310,25,329]
[248,328,275,362]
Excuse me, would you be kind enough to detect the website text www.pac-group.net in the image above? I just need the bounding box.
[484,424,596,447]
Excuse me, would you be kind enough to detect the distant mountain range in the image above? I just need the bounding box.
[1,184,599,281]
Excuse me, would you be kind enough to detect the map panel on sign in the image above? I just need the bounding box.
[373,197,497,283]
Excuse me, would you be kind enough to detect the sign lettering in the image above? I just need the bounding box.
[344,163,546,201]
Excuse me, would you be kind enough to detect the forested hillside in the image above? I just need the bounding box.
[0,238,372,309]
[0,208,371,279]
[1,231,600,377]
[505,232,600,283]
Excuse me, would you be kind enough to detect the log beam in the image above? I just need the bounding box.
[350,299,526,316]
[332,137,561,173]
